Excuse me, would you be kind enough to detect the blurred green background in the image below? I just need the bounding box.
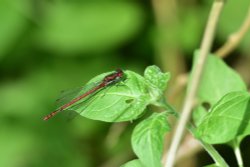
[0,0,249,167]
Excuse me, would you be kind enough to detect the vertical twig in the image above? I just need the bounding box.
[164,1,225,167]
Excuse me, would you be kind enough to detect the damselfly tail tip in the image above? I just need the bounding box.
[43,110,59,121]
[43,115,50,121]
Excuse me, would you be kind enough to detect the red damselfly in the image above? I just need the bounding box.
[43,69,125,121]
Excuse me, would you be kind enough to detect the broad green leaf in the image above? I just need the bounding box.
[144,65,170,92]
[38,2,144,54]
[132,112,170,167]
[120,159,144,167]
[191,51,246,105]
[196,91,250,144]
[68,70,151,122]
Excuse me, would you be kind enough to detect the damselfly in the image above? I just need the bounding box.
[43,69,125,121]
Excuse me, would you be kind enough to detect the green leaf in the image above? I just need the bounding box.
[120,159,144,167]
[191,51,246,106]
[196,91,250,144]
[38,2,144,54]
[144,65,170,107]
[144,65,170,92]
[132,112,170,167]
[69,70,151,122]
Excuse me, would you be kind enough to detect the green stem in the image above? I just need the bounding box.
[232,139,244,167]
[200,140,228,167]
[161,101,229,167]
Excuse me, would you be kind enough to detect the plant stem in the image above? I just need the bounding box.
[164,1,225,167]
[233,139,244,167]
[162,102,229,167]
[199,140,228,167]
[234,145,243,167]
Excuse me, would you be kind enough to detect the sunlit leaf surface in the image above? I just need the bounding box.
[196,91,250,144]
[132,112,170,167]
[190,51,246,106]
[68,70,151,122]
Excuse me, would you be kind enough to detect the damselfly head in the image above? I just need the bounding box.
[103,69,125,86]
[115,68,124,77]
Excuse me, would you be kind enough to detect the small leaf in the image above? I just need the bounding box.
[68,70,151,122]
[144,65,170,107]
[196,91,250,144]
[120,159,144,167]
[190,51,246,106]
[132,112,170,167]
[144,65,170,92]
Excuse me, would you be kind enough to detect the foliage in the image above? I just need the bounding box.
[1,0,250,167]
[59,62,249,166]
